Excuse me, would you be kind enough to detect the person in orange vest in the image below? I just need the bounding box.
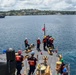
[37,38,41,51]
[28,51,38,75]
[16,50,24,75]
[24,38,29,49]
[48,36,54,49]
[46,35,50,47]
[43,36,47,50]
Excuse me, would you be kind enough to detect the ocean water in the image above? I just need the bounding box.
[0,15,76,75]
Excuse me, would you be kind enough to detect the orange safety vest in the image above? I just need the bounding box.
[16,55,21,62]
[43,38,47,43]
[37,40,41,44]
[28,60,35,66]
[49,38,54,43]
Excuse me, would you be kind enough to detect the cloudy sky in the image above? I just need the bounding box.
[0,0,76,11]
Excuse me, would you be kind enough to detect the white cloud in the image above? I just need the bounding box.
[51,1,72,10]
[0,0,76,11]
[1,0,16,7]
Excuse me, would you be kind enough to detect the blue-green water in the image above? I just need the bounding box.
[0,15,76,75]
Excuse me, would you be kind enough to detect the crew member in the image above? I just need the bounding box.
[16,50,24,75]
[28,51,38,75]
[43,36,47,50]
[46,35,50,47]
[37,38,41,51]
[48,36,54,49]
[59,54,64,64]
[24,38,29,49]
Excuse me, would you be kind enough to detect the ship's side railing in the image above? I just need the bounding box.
[65,63,70,75]
[56,52,70,75]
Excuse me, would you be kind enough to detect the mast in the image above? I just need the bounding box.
[42,24,46,36]
[44,24,46,36]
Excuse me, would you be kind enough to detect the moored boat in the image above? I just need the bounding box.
[0,15,5,18]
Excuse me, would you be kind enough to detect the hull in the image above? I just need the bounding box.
[0,15,5,18]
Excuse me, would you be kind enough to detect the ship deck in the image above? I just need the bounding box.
[0,44,70,75]
[21,44,58,75]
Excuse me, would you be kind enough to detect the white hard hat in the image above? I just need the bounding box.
[25,38,27,40]
[31,51,35,55]
[38,37,40,39]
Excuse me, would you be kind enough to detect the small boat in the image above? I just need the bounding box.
[0,15,5,18]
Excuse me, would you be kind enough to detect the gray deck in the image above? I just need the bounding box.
[0,44,70,75]
[21,44,58,75]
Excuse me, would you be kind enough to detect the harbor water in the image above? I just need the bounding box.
[0,15,76,75]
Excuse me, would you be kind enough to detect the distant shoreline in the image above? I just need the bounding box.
[0,9,76,16]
